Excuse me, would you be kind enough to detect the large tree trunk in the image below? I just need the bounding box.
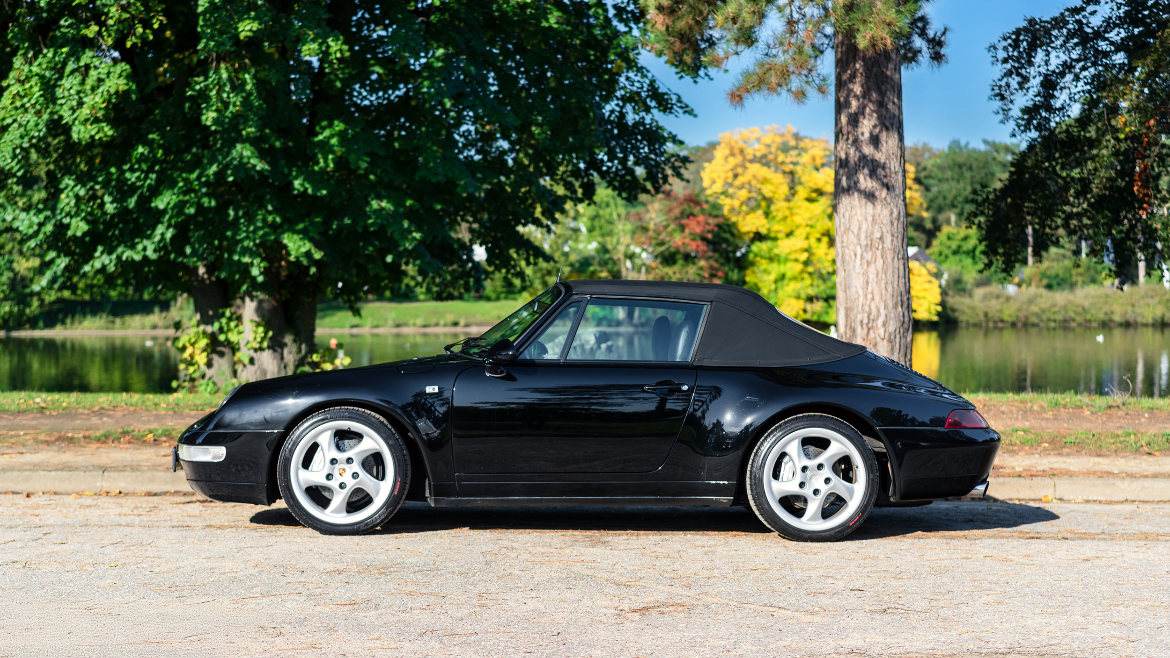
[188,264,235,387]
[236,294,317,381]
[833,33,913,367]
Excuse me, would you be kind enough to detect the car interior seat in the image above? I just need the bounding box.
[671,320,695,361]
[651,316,672,361]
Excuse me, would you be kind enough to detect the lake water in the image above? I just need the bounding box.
[2,327,1168,396]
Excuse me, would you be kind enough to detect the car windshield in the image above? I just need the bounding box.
[460,285,564,357]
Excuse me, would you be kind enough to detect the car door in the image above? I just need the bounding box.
[450,297,706,475]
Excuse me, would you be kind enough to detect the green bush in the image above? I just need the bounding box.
[946,284,1170,326]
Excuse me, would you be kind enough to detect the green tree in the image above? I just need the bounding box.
[981,0,1170,283]
[0,0,688,385]
[643,0,947,366]
[913,140,1016,247]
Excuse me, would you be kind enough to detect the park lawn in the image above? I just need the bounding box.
[315,299,524,330]
[0,391,221,414]
[966,391,1170,412]
[999,428,1169,455]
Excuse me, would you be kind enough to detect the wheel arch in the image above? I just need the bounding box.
[267,399,432,503]
[734,401,890,503]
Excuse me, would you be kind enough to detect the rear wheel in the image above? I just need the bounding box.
[277,407,410,535]
[746,414,878,542]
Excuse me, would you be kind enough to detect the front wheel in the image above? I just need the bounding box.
[277,407,410,535]
[746,414,878,542]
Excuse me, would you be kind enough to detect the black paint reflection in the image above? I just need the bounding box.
[451,365,696,474]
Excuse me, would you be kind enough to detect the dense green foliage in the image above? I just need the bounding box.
[981,0,1170,281]
[909,140,1015,248]
[640,0,945,104]
[484,145,747,297]
[946,283,1170,326]
[0,0,689,376]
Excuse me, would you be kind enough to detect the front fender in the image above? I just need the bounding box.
[180,357,478,498]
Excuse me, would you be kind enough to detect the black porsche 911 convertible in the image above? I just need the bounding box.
[175,280,998,542]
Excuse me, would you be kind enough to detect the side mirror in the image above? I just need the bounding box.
[484,338,517,377]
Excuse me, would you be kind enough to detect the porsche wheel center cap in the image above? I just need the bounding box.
[338,467,347,478]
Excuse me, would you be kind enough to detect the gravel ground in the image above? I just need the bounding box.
[1,496,1168,658]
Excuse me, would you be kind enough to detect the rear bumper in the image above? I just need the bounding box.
[968,480,989,499]
[880,427,1000,501]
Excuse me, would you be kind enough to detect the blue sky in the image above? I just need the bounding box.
[641,0,1078,149]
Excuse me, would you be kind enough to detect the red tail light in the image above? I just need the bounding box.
[945,409,989,429]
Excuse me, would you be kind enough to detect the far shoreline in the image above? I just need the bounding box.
[2,325,494,338]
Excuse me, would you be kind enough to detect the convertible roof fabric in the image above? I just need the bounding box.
[560,280,867,367]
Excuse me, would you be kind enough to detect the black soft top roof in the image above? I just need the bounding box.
[560,280,866,367]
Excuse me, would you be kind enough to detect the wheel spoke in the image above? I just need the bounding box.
[357,476,384,501]
[324,485,355,516]
[311,433,338,464]
[802,492,828,523]
[769,476,804,500]
[826,478,856,503]
[788,445,813,471]
[816,440,851,468]
[347,437,383,463]
[297,468,331,489]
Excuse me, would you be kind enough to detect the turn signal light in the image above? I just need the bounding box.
[945,409,989,429]
[178,444,227,462]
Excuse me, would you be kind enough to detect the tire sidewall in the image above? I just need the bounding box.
[746,414,879,542]
[277,407,411,535]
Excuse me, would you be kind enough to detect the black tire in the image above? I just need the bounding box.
[745,414,879,542]
[277,407,411,535]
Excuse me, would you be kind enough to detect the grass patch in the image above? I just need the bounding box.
[965,391,1170,411]
[1001,428,1170,454]
[11,298,523,332]
[0,427,183,448]
[16,300,195,331]
[946,284,1170,326]
[316,299,524,330]
[0,391,220,413]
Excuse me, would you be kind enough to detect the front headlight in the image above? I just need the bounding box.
[178,445,227,463]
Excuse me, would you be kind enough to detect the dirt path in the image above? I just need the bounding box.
[0,410,206,432]
[972,398,1170,432]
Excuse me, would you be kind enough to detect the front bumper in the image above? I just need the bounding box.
[176,430,283,505]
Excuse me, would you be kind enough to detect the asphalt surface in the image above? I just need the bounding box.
[1,497,1168,657]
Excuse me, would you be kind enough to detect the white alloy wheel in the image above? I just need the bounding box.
[289,420,394,525]
[746,414,878,541]
[277,407,410,535]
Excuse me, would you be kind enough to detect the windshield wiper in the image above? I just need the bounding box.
[444,336,485,355]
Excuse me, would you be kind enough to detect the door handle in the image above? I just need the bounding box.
[643,382,690,393]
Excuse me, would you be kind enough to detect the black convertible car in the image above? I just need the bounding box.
[176,280,998,541]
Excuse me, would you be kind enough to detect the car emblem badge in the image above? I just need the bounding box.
[338,468,347,477]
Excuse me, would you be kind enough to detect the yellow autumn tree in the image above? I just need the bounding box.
[703,126,836,322]
[909,260,941,321]
[905,161,927,220]
[704,125,935,324]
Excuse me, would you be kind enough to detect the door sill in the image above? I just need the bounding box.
[428,496,734,508]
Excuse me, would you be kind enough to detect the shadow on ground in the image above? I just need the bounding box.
[250,500,1060,538]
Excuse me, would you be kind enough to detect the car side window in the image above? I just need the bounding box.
[566,299,705,362]
[519,302,582,360]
